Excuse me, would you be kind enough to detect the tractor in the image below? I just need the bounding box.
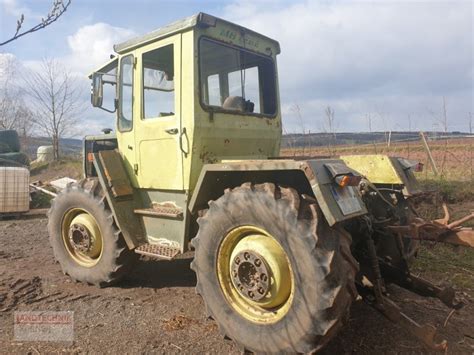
[48,13,474,353]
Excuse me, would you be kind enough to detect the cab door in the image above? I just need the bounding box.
[134,35,183,190]
[116,53,139,186]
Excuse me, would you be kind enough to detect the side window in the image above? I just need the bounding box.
[119,55,133,131]
[142,44,175,119]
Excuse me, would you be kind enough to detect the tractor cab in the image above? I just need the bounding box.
[90,13,282,192]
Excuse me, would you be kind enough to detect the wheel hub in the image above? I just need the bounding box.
[68,223,92,253]
[218,226,294,323]
[231,250,271,301]
[62,210,103,266]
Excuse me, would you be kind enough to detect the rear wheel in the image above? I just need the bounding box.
[48,179,137,287]
[191,183,358,353]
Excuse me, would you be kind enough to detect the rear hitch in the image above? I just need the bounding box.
[380,260,464,310]
[358,213,463,351]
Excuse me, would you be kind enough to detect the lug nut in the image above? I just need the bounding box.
[261,273,267,282]
[244,252,250,260]
[258,287,265,294]
[254,259,261,267]
[248,291,254,299]
[234,257,240,265]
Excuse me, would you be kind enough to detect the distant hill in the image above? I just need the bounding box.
[281,131,471,148]
[20,137,82,158]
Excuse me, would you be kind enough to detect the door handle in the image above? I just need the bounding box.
[165,128,179,135]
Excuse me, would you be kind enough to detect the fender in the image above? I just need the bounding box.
[189,158,367,226]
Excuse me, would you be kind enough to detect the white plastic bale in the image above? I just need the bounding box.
[36,145,54,163]
[0,167,30,213]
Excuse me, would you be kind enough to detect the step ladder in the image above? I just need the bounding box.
[134,242,181,260]
[134,204,183,220]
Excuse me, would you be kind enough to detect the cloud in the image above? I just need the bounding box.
[66,22,136,76]
[1,0,30,17]
[222,0,473,132]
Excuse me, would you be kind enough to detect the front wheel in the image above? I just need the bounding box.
[48,179,137,287]
[191,183,359,353]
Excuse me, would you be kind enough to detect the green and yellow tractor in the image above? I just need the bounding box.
[48,13,474,353]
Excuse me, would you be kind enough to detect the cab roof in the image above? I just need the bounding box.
[114,12,280,54]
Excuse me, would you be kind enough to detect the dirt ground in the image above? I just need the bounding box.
[0,211,473,354]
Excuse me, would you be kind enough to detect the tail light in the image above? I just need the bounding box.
[335,174,362,187]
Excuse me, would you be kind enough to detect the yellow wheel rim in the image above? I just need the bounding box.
[61,208,103,267]
[217,225,294,324]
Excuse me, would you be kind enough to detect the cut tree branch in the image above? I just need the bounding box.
[0,0,72,47]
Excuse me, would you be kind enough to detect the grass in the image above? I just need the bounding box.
[417,178,474,204]
[30,158,83,181]
[412,245,474,291]
[29,158,83,209]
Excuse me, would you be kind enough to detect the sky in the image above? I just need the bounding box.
[0,0,473,136]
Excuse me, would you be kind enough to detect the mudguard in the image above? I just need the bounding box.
[189,158,367,226]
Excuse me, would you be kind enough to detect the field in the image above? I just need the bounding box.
[0,138,473,353]
[282,136,474,182]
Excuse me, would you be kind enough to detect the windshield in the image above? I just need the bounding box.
[199,38,277,116]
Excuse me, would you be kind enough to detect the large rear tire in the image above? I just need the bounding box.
[48,179,137,287]
[191,183,358,353]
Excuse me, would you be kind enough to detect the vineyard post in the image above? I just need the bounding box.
[420,131,439,176]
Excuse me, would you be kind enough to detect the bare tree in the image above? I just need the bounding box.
[322,106,337,156]
[23,58,82,160]
[0,55,34,137]
[428,97,449,176]
[0,0,72,47]
[366,113,378,153]
[470,112,473,180]
[291,103,308,155]
[406,114,412,158]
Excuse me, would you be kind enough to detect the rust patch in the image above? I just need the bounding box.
[300,162,315,181]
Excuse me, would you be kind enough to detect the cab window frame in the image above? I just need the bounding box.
[198,36,278,119]
[141,43,176,120]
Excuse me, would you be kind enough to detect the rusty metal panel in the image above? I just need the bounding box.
[98,150,134,198]
[92,152,145,249]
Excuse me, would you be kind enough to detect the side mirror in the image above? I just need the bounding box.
[91,73,104,107]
